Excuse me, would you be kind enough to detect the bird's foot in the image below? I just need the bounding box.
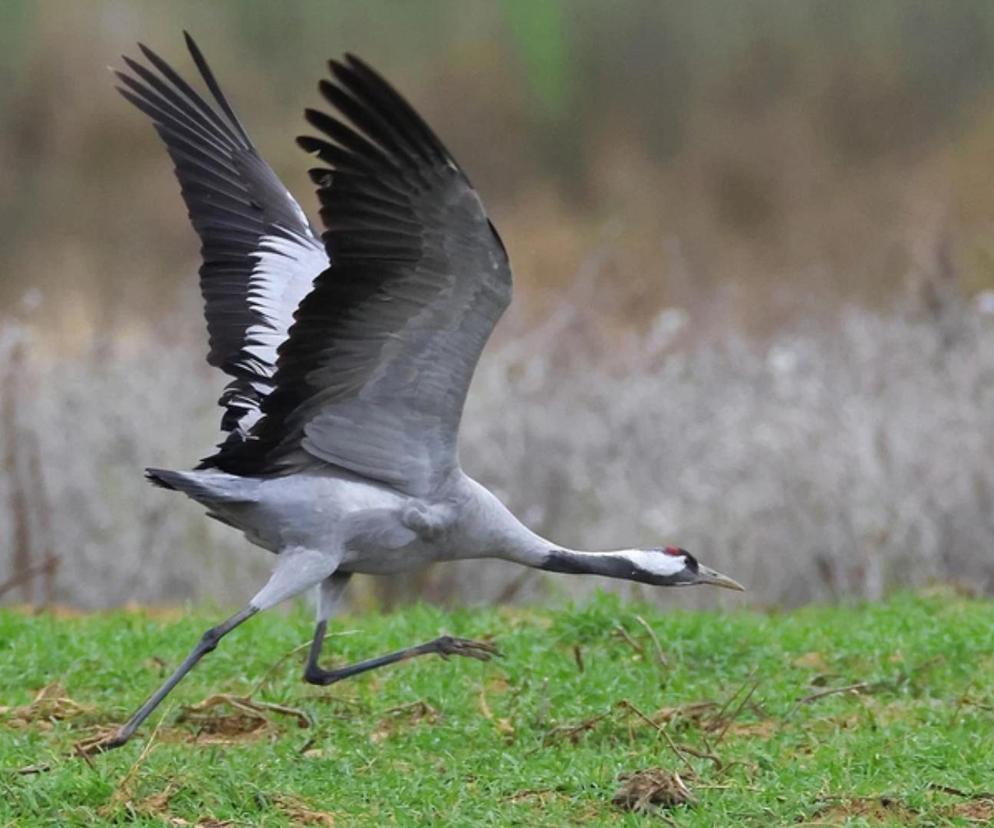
[74,727,129,757]
[429,635,500,662]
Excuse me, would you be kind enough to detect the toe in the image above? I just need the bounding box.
[453,638,500,661]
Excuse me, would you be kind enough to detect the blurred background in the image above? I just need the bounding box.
[1,0,993,611]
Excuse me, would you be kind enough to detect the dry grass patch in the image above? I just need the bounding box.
[612,767,697,814]
[1,683,93,727]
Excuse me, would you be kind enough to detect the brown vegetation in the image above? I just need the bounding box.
[3,3,994,610]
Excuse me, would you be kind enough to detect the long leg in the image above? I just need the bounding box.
[302,574,497,686]
[80,546,340,755]
[304,629,498,686]
[80,605,258,754]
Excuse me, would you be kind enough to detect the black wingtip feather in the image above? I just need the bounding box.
[302,107,397,171]
[182,31,253,149]
[307,167,333,186]
[333,54,450,165]
[296,135,325,153]
[317,78,421,169]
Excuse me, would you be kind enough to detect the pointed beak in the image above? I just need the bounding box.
[695,564,746,591]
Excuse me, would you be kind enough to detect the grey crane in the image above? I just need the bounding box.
[94,34,744,753]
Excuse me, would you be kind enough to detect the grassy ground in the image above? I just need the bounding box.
[2,590,993,826]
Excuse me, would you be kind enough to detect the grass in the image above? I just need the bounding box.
[2,590,993,826]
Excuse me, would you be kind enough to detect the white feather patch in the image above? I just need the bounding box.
[622,549,687,577]
[244,229,327,369]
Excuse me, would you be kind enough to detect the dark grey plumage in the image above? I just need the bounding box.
[216,55,512,495]
[114,33,326,452]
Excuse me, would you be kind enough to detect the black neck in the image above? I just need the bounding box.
[541,549,642,581]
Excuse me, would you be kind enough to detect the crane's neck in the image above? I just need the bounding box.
[463,478,690,586]
[498,527,689,584]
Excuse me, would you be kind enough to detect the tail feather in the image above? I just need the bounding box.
[145,467,184,491]
[145,467,259,503]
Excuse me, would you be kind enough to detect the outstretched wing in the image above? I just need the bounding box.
[115,33,328,447]
[217,55,512,495]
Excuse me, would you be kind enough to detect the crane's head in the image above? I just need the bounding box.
[624,546,745,590]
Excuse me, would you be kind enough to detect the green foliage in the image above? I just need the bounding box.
[503,0,573,121]
[3,591,993,825]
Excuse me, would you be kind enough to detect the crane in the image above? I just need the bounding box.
[94,34,744,753]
